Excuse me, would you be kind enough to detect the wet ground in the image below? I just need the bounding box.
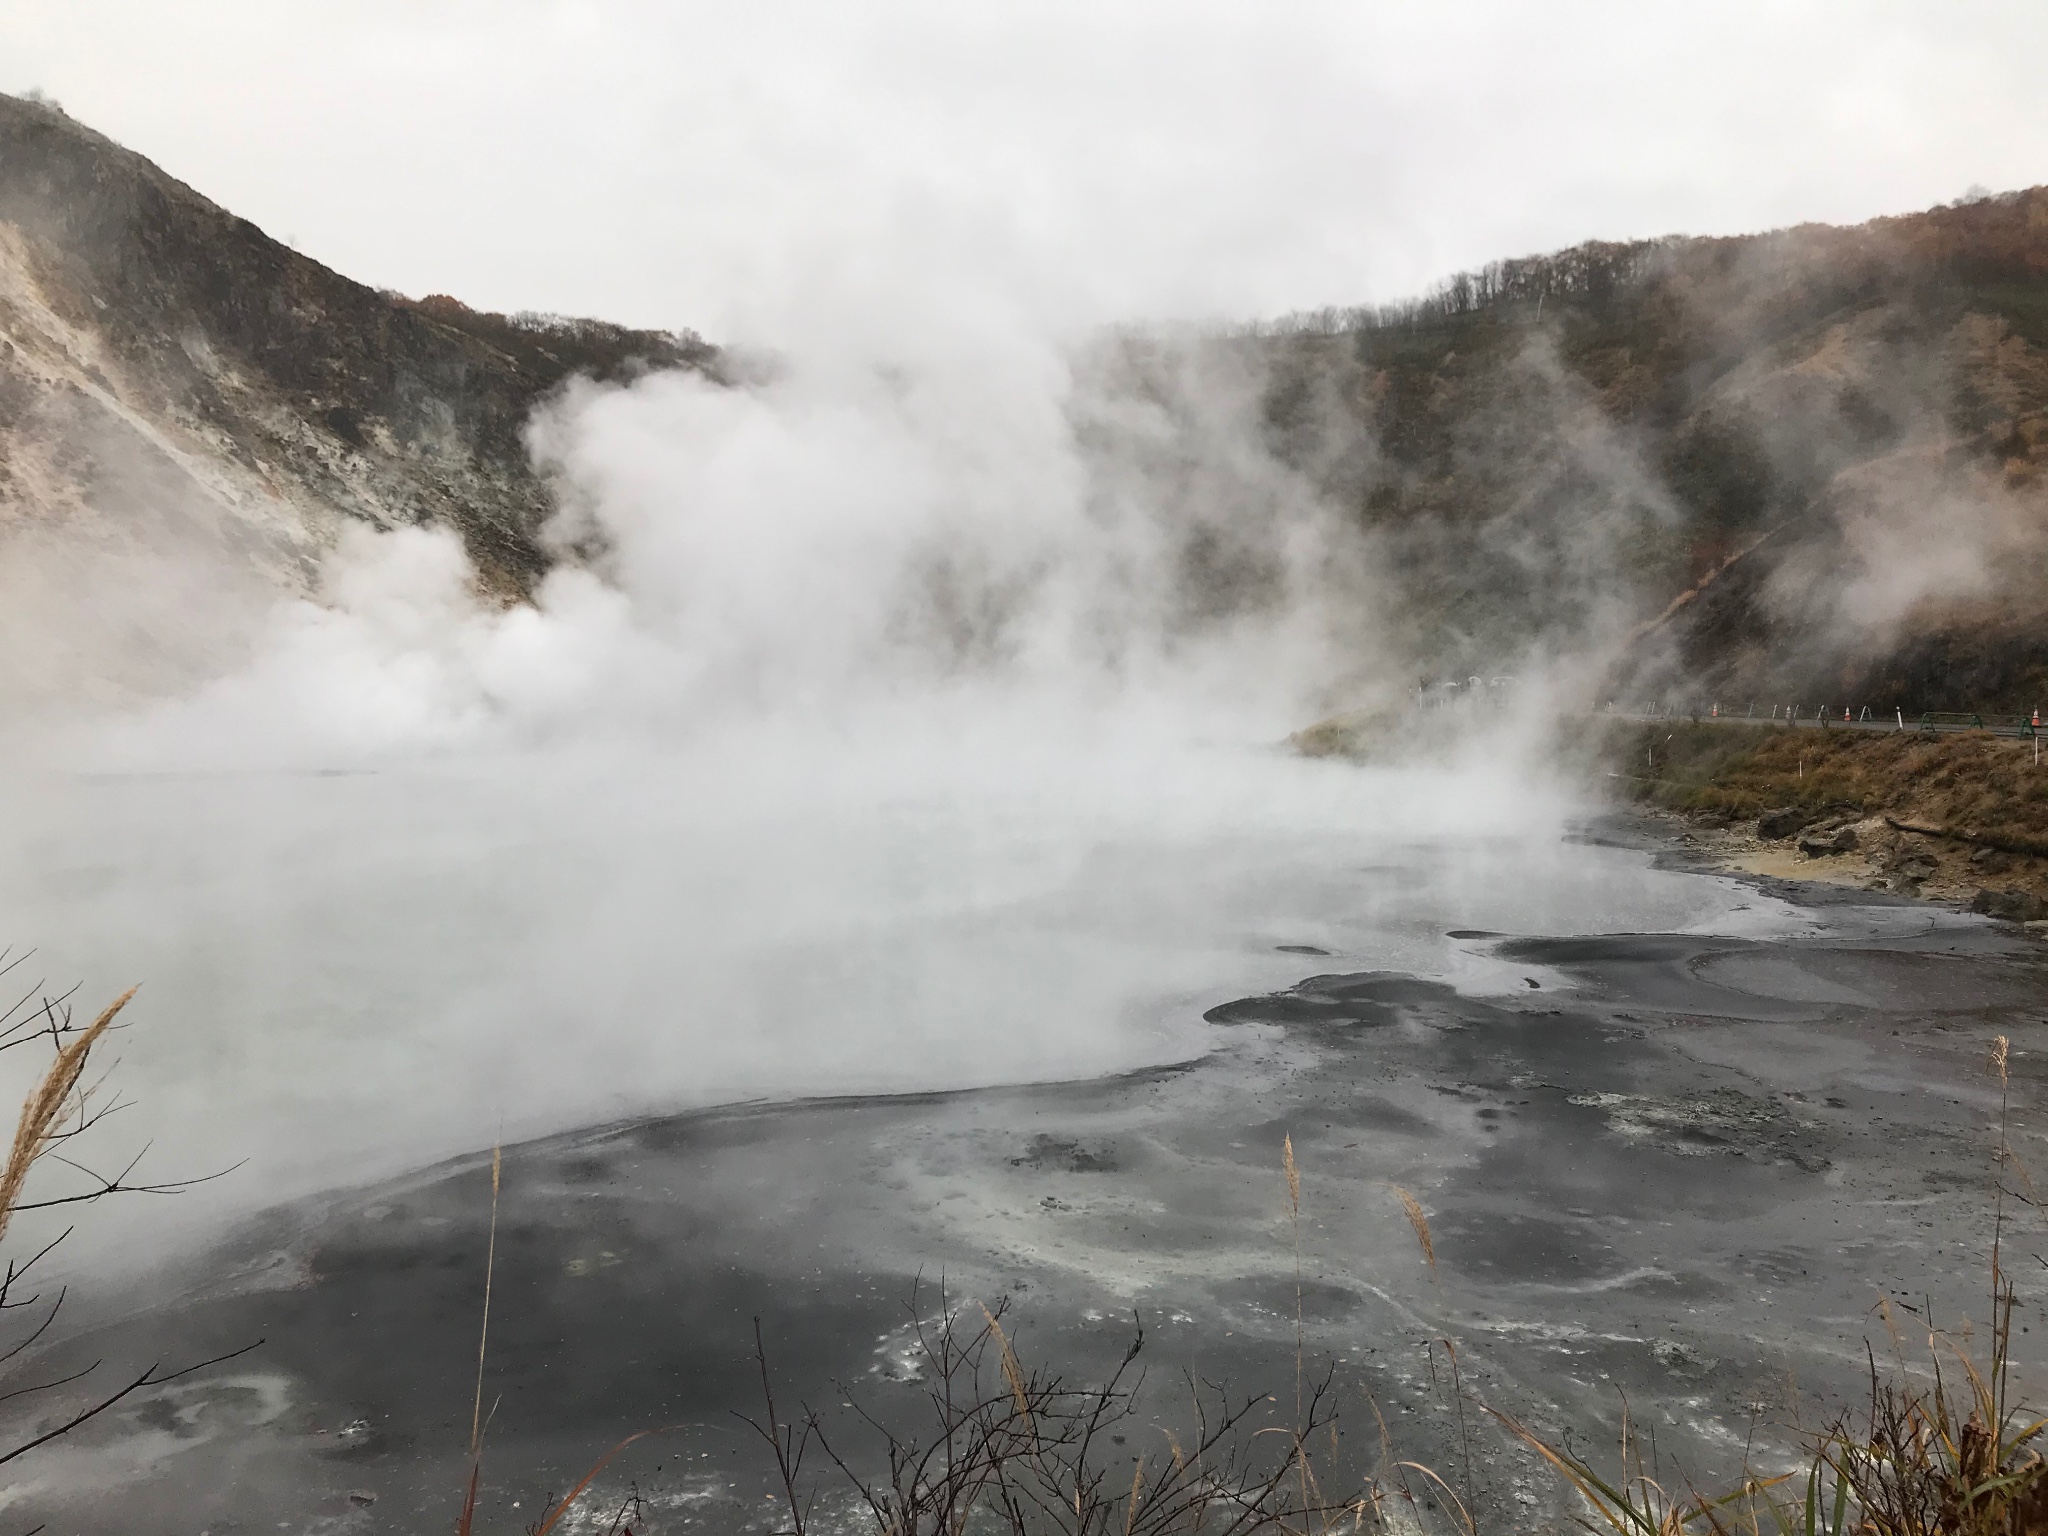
[6,819,2047,1534]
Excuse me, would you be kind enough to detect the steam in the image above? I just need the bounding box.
[0,286,1794,1272]
[1612,230,2048,705]
[70,324,1394,769]
[1771,447,2048,649]
[17,161,1917,1279]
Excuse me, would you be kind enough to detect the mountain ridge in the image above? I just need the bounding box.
[3,89,2044,716]
[1239,186,2048,712]
[0,90,716,606]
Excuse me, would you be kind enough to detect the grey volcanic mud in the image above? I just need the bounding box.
[0,748,1734,1259]
[7,830,2046,1534]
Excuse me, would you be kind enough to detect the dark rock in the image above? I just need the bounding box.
[1758,807,1812,840]
[1971,888,2048,922]
[1971,846,2014,875]
[1798,824,1858,857]
[1009,1135,1117,1173]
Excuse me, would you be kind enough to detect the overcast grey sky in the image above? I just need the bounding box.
[6,1,2047,342]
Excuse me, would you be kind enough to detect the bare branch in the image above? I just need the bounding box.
[0,1338,265,1468]
[0,1358,102,1406]
[0,1286,66,1362]
[11,1155,249,1214]
[0,1225,73,1311]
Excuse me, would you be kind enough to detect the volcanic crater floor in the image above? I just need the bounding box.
[9,847,2048,1534]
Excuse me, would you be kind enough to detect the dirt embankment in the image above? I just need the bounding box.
[1590,718,2048,918]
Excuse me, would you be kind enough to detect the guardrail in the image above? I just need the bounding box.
[1604,703,2040,740]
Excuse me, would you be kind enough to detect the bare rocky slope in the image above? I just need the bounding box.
[0,90,714,611]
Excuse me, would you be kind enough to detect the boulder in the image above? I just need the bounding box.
[1970,845,2014,875]
[1758,806,1812,840]
[1798,824,1858,858]
[1971,888,2048,922]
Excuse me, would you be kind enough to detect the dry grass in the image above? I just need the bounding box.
[463,1014,2043,1536]
[453,1146,685,1536]
[1492,1280,2048,1536]
[1598,721,2048,848]
[746,1282,1375,1536]
[1595,720,2048,907]
[0,984,132,1249]
[1388,1185,1436,1282]
[456,1144,502,1536]
[1485,1035,2048,1536]
[707,1151,1462,1536]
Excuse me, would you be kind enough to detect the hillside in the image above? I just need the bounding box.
[4,90,2045,720]
[1587,718,2048,918]
[1241,192,2048,714]
[0,91,714,614]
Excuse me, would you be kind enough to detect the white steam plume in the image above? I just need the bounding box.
[0,259,1791,1275]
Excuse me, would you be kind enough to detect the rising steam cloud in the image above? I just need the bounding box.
[68,322,1395,770]
[18,168,1913,1285]
[2,286,1767,1276]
